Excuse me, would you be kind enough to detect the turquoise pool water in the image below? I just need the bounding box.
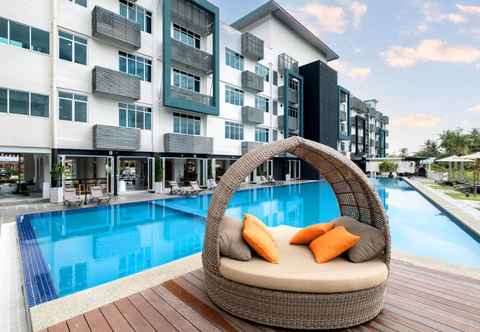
[21,178,480,302]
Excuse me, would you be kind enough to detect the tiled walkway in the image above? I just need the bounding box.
[40,260,480,332]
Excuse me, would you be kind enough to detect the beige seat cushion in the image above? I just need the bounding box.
[220,226,388,293]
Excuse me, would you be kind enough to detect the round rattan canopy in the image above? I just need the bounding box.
[202,136,390,329]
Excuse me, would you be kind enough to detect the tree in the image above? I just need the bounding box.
[439,129,470,156]
[379,161,399,173]
[399,148,408,158]
[415,139,441,158]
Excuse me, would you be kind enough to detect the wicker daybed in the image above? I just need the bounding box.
[203,137,391,330]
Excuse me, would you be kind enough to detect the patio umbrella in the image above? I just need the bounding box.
[461,152,480,195]
[436,155,473,182]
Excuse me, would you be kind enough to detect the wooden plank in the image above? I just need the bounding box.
[67,315,91,332]
[380,308,440,332]
[48,322,69,332]
[141,288,199,332]
[114,298,155,332]
[153,284,221,332]
[83,309,113,332]
[128,293,177,332]
[99,303,134,332]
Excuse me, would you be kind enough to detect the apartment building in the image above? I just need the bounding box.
[0,0,387,199]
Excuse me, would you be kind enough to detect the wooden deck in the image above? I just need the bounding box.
[41,260,480,332]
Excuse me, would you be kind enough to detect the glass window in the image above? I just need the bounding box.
[59,91,87,122]
[119,52,152,82]
[31,27,49,54]
[173,113,200,135]
[30,93,49,117]
[59,93,73,121]
[225,122,244,140]
[173,24,201,49]
[59,32,87,65]
[9,21,30,50]
[255,96,269,112]
[74,99,87,122]
[127,108,136,128]
[225,49,244,71]
[255,63,269,82]
[255,127,269,143]
[272,130,278,141]
[119,108,127,127]
[0,18,8,44]
[0,88,7,113]
[119,103,151,130]
[9,90,29,115]
[119,0,152,33]
[173,69,200,92]
[225,86,244,106]
[145,112,151,130]
[76,0,87,7]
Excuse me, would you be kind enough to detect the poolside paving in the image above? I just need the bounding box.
[39,259,480,332]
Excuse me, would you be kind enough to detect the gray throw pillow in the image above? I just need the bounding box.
[219,216,252,261]
[334,216,386,263]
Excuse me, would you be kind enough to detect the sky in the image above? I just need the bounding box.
[210,0,480,154]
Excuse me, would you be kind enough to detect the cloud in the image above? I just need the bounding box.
[330,60,371,79]
[390,114,444,128]
[456,4,480,15]
[468,104,480,113]
[351,1,367,29]
[383,39,480,68]
[422,1,467,24]
[417,23,428,32]
[291,1,367,35]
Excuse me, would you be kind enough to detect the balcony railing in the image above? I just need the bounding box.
[241,32,264,61]
[241,141,263,155]
[171,39,213,75]
[339,111,347,122]
[92,6,141,51]
[92,66,140,102]
[382,115,389,125]
[278,53,299,75]
[164,133,213,154]
[278,87,299,105]
[171,0,213,36]
[241,71,264,93]
[93,125,140,151]
[242,106,264,125]
[278,115,299,133]
[170,86,212,106]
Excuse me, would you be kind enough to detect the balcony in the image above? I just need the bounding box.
[92,66,140,102]
[278,115,299,133]
[164,133,213,154]
[241,141,263,155]
[278,53,299,75]
[278,87,299,105]
[369,124,375,132]
[92,6,141,51]
[385,129,389,137]
[170,86,212,107]
[171,0,213,36]
[93,125,140,151]
[171,39,213,75]
[242,106,264,125]
[241,32,264,61]
[382,115,389,125]
[339,111,347,122]
[241,71,264,93]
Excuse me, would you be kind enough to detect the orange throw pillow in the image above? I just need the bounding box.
[242,214,278,263]
[309,226,360,263]
[289,222,335,245]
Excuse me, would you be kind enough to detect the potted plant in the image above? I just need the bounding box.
[378,161,399,177]
[49,163,65,203]
[153,156,164,194]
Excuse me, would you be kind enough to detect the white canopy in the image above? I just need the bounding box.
[462,152,480,160]
[436,155,473,163]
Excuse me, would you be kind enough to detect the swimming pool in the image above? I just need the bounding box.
[17,178,480,307]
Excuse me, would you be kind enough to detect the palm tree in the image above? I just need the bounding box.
[399,148,408,158]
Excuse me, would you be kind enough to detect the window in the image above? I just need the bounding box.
[288,77,299,90]
[68,0,87,7]
[0,18,50,54]
[272,129,278,141]
[119,103,151,130]
[173,69,200,92]
[173,112,201,135]
[59,31,87,65]
[255,127,269,143]
[59,91,87,122]
[119,52,152,82]
[288,106,298,118]
[225,86,244,106]
[255,96,269,112]
[225,49,244,71]
[0,87,49,117]
[255,63,269,82]
[120,0,152,33]
[173,24,200,49]
[225,122,243,140]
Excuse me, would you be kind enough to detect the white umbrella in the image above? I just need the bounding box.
[461,152,480,195]
[436,155,473,182]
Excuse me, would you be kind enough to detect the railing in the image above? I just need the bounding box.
[92,66,140,102]
[241,71,264,93]
[241,32,264,61]
[241,141,263,155]
[171,39,213,74]
[278,115,299,132]
[164,133,213,154]
[170,86,212,106]
[278,53,299,75]
[93,125,140,151]
[171,0,213,36]
[242,106,264,125]
[278,86,299,105]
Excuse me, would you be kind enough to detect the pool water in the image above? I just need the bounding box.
[19,178,480,305]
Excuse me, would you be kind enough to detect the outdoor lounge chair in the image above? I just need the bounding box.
[169,181,195,196]
[63,188,82,208]
[89,186,112,205]
[207,178,217,190]
[203,137,390,330]
[189,181,204,194]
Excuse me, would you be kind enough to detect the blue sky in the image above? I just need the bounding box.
[211,0,480,154]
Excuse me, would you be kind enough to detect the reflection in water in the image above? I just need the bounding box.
[27,179,480,299]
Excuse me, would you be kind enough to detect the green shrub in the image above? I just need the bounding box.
[379,161,398,173]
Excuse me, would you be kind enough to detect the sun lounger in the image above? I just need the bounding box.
[189,181,205,194]
[89,186,112,205]
[63,188,82,207]
[207,178,217,190]
[169,181,195,196]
